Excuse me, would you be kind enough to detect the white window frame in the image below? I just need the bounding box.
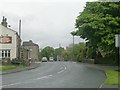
[0,49,11,58]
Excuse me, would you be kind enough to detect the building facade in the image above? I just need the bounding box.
[22,40,39,61]
[20,46,29,61]
[0,17,21,61]
[0,17,39,64]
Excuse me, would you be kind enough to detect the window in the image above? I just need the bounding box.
[21,50,23,59]
[0,50,10,58]
[5,51,7,57]
[2,51,4,58]
[8,51,10,57]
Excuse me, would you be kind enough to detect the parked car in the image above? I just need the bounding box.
[49,57,54,62]
[41,57,48,62]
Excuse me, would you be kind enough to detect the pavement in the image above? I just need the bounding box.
[0,62,41,75]
[81,63,119,89]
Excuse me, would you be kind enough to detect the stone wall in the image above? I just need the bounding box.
[82,58,94,64]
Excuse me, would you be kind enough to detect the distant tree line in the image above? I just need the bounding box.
[38,42,86,62]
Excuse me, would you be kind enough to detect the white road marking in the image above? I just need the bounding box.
[57,66,67,74]
[1,74,53,88]
[1,65,67,87]
[99,83,104,88]
[34,74,53,80]
[0,82,20,87]
[64,66,67,70]
[57,70,65,74]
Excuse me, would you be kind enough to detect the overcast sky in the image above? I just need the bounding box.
[0,0,96,49]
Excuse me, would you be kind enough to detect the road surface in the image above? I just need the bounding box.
[1,62,106,88]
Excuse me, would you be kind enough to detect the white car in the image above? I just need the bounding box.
[49,57,54,62]
[41,57,48,62]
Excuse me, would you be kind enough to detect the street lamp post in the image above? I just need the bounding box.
[115,35,120,66]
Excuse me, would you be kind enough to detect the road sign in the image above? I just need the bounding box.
[0,36,12,44]
[115,34,120,47]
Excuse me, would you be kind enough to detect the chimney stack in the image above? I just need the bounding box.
[1,16,8,27]
[19,20,21,38]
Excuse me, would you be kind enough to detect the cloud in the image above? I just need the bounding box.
[0,1,86,48]
[0,0,98,3]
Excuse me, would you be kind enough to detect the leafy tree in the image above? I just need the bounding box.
[41,46,54,60]
[74,43,86,61]
[61,50,71,61]
[66,42,86,61]
[54,47,64,61]
[38,52,42,61]
[74,2,120,57]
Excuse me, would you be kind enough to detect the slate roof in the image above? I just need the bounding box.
[22,40,38,46]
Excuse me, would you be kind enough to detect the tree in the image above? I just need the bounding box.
[41,46,54,60]
[74,2,120,57]
[66,42,86,61]
[61,50,71,61]
[38,52,42,61]
[54,47,64,61]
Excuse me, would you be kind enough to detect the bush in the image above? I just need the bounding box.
[2,58,11,65]
[11,58,28,65]
[11,58,21,65]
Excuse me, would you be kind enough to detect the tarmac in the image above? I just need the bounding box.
[0,62,119,89]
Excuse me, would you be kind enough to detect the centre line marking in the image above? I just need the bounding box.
[1,82,20,87]
[1,74,53,88]
[32,74,53,80]
[57,70,64,74]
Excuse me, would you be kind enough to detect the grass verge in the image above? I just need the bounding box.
[0,65,27,71]
[105,70,120,85]
[0,65,17,71]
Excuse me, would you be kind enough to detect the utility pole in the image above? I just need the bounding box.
[59,43,61,48]
[18,20,21,61]
[71,31,76,61]
[73,35,75,61]
[19,20,21,38]
[59,43,61,61]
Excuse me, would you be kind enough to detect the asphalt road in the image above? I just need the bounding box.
[1,62,106,88]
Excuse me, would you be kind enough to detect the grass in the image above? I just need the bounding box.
[0,65,17,71]
[105,70,120,85]
[0,64,27,71]
[18,64,27,68]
